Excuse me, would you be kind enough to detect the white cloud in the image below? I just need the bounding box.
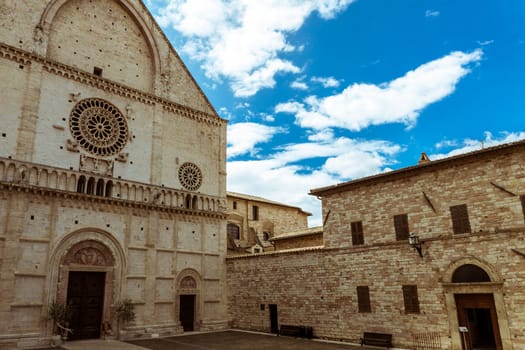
[227,131,402,226]
[291,80,309,90]
[430,132,525,160]
[425,9,440,17]
[153,0,355,97]
[311,76,340,88]
[477,40,494,46]
[276,50,483,131]
[227,122,285,158]
[435,139,458,149]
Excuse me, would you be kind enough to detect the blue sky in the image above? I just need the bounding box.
[144,0,525,226]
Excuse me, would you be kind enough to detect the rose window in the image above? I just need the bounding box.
[178,162,202,191]
[69,98,128,157]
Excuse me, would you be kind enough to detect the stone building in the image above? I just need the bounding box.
[269,226,323,251]
[227,140,525,350]
[0,0,228,348]
[226,192,311,255]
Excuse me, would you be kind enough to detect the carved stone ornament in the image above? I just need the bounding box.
[180,276,197,289]
[66,138,79,152]
[80,154,114,176]
[62,240,115,268]
[116,152,129,163]
[178,162,203,191]
[72,247,107,266]
[69,98,129,157]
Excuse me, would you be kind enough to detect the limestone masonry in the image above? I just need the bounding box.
[1,1,524,350]
[227,141,525,350]
[0,1,227,348]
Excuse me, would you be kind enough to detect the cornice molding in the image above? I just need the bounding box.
[0,182,226,220]
[0,43,227,127]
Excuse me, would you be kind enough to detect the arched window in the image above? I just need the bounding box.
[86,177,96,195]
[105,181,113,198]
[192,196,198,209]
[227,223,240,240]
[96,179,105,196]
[185,194,192,209]
[452,264,491,283]
[77,175,86,193]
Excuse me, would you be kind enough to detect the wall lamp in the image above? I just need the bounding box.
[408,232,423,257]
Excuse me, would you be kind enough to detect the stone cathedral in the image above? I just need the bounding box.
[0,0,228,347]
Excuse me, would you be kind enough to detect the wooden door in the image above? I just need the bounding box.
[67,271,106,340]
[269,304,278,334]
[455,294,502,350]
[180,295,195,331]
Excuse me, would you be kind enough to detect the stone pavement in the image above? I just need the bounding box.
[42,330,362,350]
[127,330,361,350]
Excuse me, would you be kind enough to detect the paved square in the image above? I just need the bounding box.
[126,331,361,350]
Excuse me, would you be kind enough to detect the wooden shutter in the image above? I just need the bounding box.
[450,204,471,234]
[357,286,371,313]
[520,196,525,220]
[402,285,420,314]
[394,214,409,241]
[351,221,364,245]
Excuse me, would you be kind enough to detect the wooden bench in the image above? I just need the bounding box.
[360,332,393,348]
[279,325,303,337]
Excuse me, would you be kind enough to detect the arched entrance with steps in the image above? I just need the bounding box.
[47,229,126,340]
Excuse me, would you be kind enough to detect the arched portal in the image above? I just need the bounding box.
[47,229,126,340]
[176,269,201,332]
[442,258,511,350]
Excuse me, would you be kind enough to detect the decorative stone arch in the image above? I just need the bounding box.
[175,269,202,331]
[37,0,161,81]
[46,228,126,336]
[441,257,511,350]
[443,257,502,284]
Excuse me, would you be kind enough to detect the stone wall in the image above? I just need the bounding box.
[227,194,310,249]
[227,230,525,349]
[0,185,228,348]
[273,233,322,251]
[0,0,228,348]
[228,143,525,350]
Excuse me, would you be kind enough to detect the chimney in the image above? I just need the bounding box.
[418,152,430,165]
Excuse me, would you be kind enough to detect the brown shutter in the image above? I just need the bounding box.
[351,221,364,245]
[394,214,409,241]
[357,286,371,313]
[450,204,471,234]
[520,196,525,220]
[402,285,420,313]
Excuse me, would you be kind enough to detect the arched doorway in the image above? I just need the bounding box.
[442,259,511,350]
[47,229,126,340]
[453,264,500,350]
[62,241,114,339]
[176,269,201,332]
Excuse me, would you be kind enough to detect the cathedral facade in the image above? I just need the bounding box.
[0,0,228,348]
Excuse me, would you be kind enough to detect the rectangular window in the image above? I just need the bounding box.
[402,285,420,314]
[252,205,259,221]
[394,214,409,241]
[233,201,237,210]
[357,286,371,313]
[450,204,471,234]
[227,223,240,240]
[351,221,364,245]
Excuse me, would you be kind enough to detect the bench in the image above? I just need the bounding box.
[360,332,393,349]
[279,325,303,337]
